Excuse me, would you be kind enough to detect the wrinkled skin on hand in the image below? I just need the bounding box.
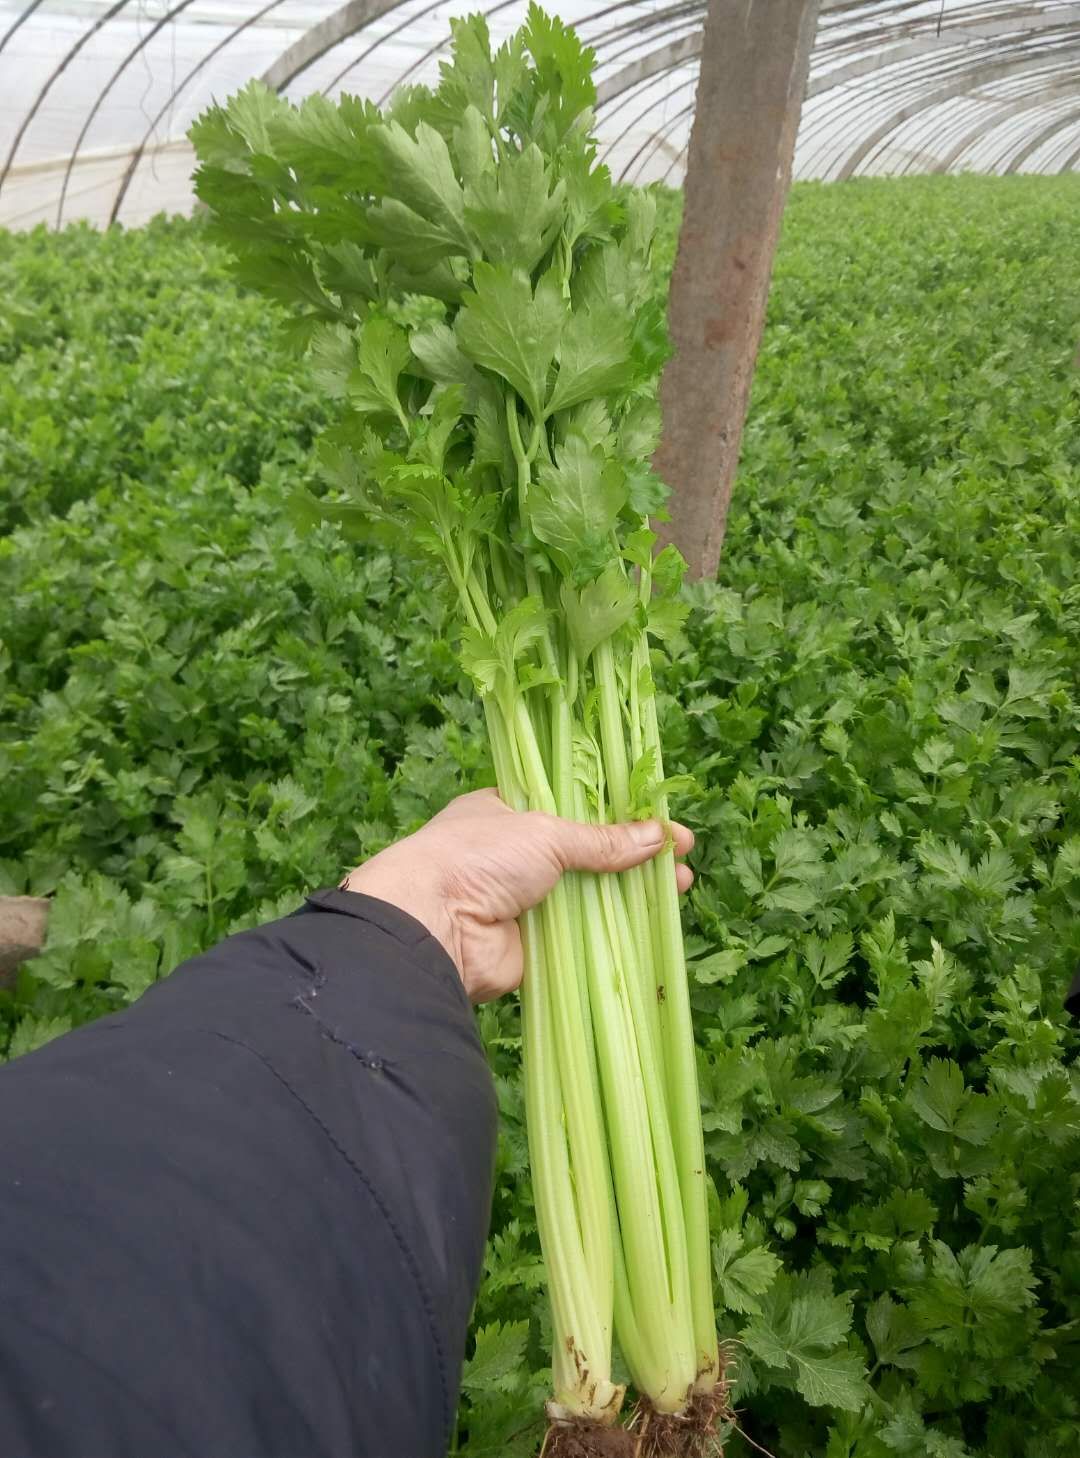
[343,789,694,1003]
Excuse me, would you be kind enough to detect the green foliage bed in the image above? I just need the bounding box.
[2,173,1079,1457]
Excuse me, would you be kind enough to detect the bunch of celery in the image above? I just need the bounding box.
[192,7,719,1429]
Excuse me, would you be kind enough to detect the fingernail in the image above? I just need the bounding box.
[631,819,664,846]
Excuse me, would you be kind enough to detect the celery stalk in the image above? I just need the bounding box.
[193,7,722,1429]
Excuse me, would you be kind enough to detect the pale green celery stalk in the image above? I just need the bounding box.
[516,697,620,1417]
[592,636,665,1064]
[634,630,720,1392]
[485,692,622,1422]
[548,639,594,1047]
[461,551,619,1419]
[512,374,708,1411]
[470,407,623,1422]
[598,854,697,1390]
[578,864,694,1413]
[522,902,618,1418]
[547,679,617,1351]
[567,762,695,1405]
[629,643,671,1020]
[586,638,697,1409]
[513,701,613,1313]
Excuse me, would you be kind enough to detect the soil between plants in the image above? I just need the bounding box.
[543,1381,731,1458]
[543,1419,639,1457]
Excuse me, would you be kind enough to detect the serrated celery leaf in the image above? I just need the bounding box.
[456,264,565,418]
[527,434,625,567]
[560,564,637,664]
[464,144,565,272]
[370,120,472,252]
[546,302,636,418]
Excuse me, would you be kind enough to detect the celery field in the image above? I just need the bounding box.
[3,172,1080,1455]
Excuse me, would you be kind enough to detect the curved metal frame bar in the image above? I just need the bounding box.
[620,98,696,183]
[595,32,701,106]
[838,40,1080,177]
[941,70,1080,170]
[1006,91,1080,167]
[594,3,1080,110]
[0,0,45,58]
[0,0,133,196]
[319,0,467,97]
[56,0,203,227]
[109,0,291,225]
[805,5,1080,97]
[261,0,404,92]
[1057,126,1080,169]
[607,79,699,176]
[1,0,1077,230]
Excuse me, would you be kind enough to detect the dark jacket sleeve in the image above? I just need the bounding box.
[1067,971,1080,1019]
[0,888,497,1458]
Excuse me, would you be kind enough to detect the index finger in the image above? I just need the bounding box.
[435,787,508,821]
[669,821,694,859]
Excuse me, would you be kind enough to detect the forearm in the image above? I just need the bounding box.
[0,889,497,1458]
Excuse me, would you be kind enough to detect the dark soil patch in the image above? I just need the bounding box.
[543,1419,639,1458]
[542,1373,732,1458]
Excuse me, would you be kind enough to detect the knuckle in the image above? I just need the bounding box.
[528,812,565,860]
[597,824,623,866]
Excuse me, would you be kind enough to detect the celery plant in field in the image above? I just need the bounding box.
[192,8,720,1430]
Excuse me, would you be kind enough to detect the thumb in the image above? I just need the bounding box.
[552,817,666,875]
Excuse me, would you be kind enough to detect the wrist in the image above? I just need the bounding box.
[340,858,464,984]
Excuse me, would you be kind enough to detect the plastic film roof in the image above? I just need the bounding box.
[1,0,1078,229]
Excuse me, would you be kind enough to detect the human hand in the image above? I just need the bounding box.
[341,789,694,1003]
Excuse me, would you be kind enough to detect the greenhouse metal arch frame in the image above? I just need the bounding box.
[0,0,1077,230]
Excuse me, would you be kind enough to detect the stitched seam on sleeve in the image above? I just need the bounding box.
[205,1029,453,1436]
[287,968,483,1080]
[293,991,392,1071]
[295,997,492,1080]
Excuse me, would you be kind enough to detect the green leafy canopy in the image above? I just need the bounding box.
[190,6,667,651]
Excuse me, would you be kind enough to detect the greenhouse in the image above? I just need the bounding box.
[2,0,1080,228]
[1,2,1078,1457]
